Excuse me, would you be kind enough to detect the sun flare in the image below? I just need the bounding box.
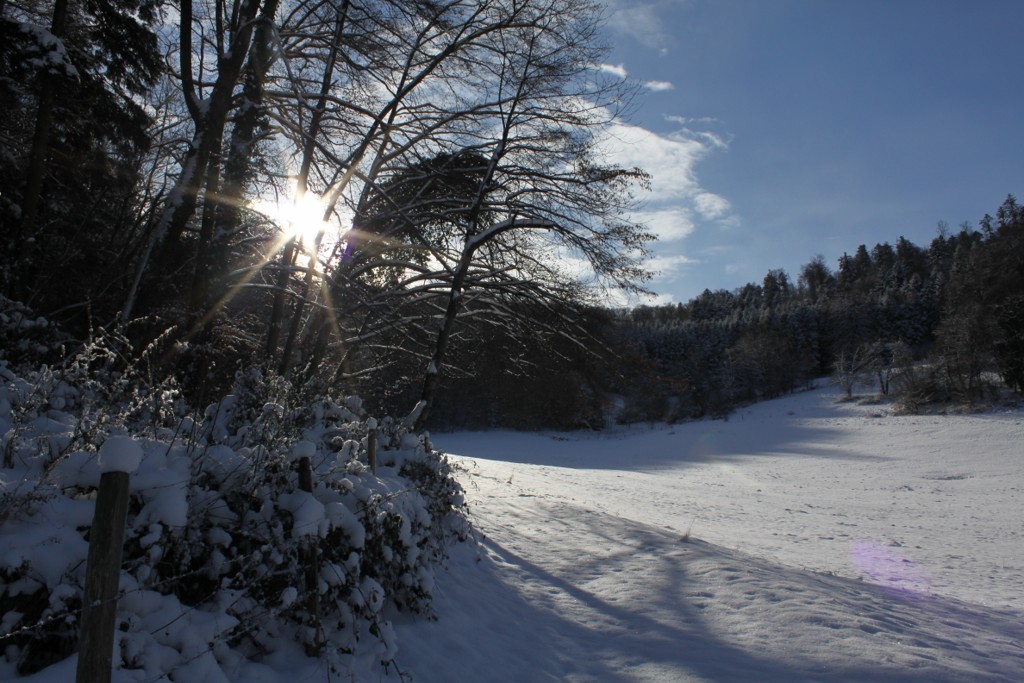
[280,191,329,245]
[253,188,350,268]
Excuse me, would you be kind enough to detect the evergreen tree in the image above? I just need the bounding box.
[980,196,1024,392]
[0,0,162,319]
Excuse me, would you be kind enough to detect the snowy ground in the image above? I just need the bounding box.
[18,384,1024,682]
[393,385,1024,682]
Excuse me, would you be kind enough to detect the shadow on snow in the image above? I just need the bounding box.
[434,387,891,472]
[397,498,1024,683]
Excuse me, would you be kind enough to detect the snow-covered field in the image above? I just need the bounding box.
[14,384,1024,682]
[395,385,1024,682]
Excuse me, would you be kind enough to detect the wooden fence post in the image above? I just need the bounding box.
[367,430,377,475]
[77,436,140,683]
[296,451,322,653]
[75,472,130,683]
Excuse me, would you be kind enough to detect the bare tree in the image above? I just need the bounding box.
[832,344,869,400]
[122,0,273,319]
[314,0,653,428]
[113,0,652,416]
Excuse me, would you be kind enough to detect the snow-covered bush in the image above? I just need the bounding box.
[0,361,469,678]
[0,296,68,369]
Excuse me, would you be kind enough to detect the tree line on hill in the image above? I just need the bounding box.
[420,195,1024,428]
[618,196,1024,422]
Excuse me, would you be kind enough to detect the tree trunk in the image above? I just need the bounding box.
[15,0,69,298]
[190,128,225,313]
[411,268,467,431]
[123,0,264,319]
[75,470,131,683]
[412,134,508,431]
[210,0,283,258]
[265,236,298,357]
[277,6,349,375]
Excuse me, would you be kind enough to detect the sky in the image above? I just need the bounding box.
[598,0,1024,305]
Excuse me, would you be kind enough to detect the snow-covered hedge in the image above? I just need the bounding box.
[0,358,469,679]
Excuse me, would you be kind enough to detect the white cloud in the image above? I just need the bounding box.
[664,114,718,127]
[664,115,731,150]
[600,122,707,203]
[601,119,738,230]
[643,80,675,92]
[595,114,738,302]
[693,191,731,220]
[596,63,629,79]
[635,207,695,241]
[645,253,698,279]
[603,0,681,55]
[645,291,677,305]
[599,286,678,308]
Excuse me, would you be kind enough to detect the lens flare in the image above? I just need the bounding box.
[850,540,931,595]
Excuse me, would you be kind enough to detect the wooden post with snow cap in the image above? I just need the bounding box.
[292,440,322,653]
[366,418,377,475]
[76,436,142,683]
[295,439,315,493]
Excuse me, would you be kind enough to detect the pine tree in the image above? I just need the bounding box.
[0,0,162,317]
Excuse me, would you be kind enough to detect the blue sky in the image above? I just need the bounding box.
[598,0,1024,304]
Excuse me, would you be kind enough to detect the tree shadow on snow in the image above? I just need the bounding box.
[435,387,891,472]
[399,499,1024,682]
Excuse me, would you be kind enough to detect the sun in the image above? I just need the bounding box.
[253,188,349,268]
[280,190,329,246]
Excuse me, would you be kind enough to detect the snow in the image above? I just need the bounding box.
[279,490,326,537]
[16,23,79,78]
[404,399,427,427]
[7,383,1024,681]
[393,385,1023,682]
[98,435,142,474]
[325,501,365,547]
[289,439,316,461]
[0,496,93,590]
[279,586,299,608]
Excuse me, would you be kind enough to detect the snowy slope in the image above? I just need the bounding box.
[394,386,1024,682]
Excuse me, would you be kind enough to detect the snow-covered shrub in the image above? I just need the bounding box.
[0,296,68,369]
[0,362,469,678]
[0,320,187,478]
